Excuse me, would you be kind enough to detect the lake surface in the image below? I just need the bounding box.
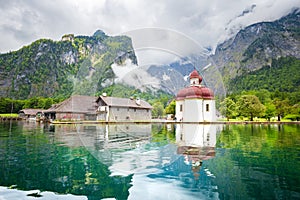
[0,122,299,200]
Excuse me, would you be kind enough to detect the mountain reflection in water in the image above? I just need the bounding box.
[0,122,299,199]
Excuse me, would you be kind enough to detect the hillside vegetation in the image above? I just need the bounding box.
[0,30,137,99]
[211,10,300,88]
[229,57,300,93]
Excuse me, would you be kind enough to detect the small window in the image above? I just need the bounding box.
[115,116,118,120]
[206,104,209,112]
[134,108,136,112]
[117,108,119,111]
[180,104,183,112]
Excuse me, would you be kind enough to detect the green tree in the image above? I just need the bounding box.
[273,98,290,121]
[23,97,39,109]
[44,98,53,109]
[290,103,300,115]
[37,98,46,108]
[237,95,265,121]
[0,98,10,113]
[264,102,276,121]
[152,102,164,118]
[219,97,237,121]
[254,89,272,104]
[165,100,176,115]
[12,99,26,113]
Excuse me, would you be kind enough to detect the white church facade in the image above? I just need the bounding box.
[175,69,216,122]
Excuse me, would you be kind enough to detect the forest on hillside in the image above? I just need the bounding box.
[0,55,299,121]
[229,57,300,93]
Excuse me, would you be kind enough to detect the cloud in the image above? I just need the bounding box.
[0,0,299,60]
[124,28,210,66]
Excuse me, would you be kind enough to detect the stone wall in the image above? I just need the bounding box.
[108,107,151,121]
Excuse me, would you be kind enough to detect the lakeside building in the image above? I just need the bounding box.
[18,109,45,121]
[43,94,152,122]
[175,69,216,122]
[96,95,153,122]
[44,95,97,121]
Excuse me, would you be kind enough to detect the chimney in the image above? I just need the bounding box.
[135,98,141,106]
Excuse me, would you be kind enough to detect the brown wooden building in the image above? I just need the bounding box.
[18,109,45,120]
[44,95,97,121]
[43,94,152,122]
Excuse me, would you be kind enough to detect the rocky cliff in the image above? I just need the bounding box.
[211,10,300,85]
[0,30,137,99]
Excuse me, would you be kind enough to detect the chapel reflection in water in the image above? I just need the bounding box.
[175,124,220,179]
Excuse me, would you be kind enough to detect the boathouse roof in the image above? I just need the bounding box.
[19,109,45,115]
[45,95,97,114]
[96,96,153,109]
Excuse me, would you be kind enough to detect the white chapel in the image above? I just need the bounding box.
[175,69,216,122]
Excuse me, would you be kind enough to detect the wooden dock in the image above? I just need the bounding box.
[0,117,21,121]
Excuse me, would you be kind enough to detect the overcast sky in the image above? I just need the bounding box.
[0,0,299,58]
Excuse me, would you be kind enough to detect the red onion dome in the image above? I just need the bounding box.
[190,70,200,78]
[176,86,214,100]
[176,88,188,100]
[200,87,214,99]
[189,69,202,83]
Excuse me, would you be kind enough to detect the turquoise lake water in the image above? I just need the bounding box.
[0,121,299,199]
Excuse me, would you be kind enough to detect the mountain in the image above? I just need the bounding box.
[138,10,300,97]
[210,9,300,91]
[146,61,195,94]
[0,30,137,99]
[0,10,299,100]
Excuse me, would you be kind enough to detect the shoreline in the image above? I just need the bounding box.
[1,118,299,125]
[49,120,300,125]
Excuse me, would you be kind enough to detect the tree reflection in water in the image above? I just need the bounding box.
[1,122,299,199]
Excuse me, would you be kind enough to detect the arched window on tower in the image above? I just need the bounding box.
[206,104,209,112]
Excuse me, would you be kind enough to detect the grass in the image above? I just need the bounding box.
[0,113,19,118]
[218,117,295,122]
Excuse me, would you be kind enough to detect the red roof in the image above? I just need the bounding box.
[176,86,214,100]
[190,70,200,78]
[189,69,203,83]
